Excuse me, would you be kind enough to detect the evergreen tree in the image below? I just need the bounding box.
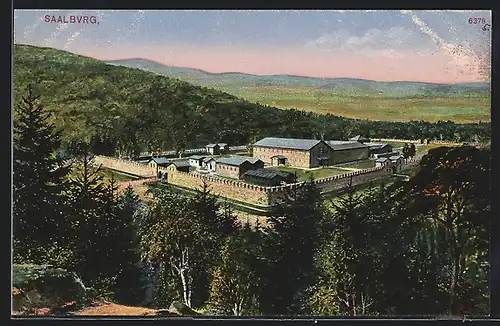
[261,177,325,315]
[186,181,239,307]
[409,143,417,158]
[13,86,71,263]
[64,147,130,298]
[315,177,376,316]
[402,143,410,159]
[113,185,146,305]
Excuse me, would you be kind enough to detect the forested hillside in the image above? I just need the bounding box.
[14,44,490,157]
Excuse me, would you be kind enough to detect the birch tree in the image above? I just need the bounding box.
[138,189,203,307]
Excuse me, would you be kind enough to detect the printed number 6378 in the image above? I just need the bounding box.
[468,17,487,24]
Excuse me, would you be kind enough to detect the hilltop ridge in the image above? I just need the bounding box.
[104,58,490,98]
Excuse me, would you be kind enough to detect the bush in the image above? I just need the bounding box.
[12,264,89,313]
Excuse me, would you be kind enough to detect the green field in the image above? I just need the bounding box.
[100,167,138,182]
[267,166,348,182]
[217,85,490,123]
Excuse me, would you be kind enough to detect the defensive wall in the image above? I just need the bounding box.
[95,155,405,207]
[167,171,270,206]
[375,138,467,146]
[94,155,156,178]
[167,165,394,206]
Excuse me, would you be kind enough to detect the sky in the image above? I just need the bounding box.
[13,10,492,83]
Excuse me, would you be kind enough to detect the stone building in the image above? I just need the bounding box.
[364,142,393,156]
[373,150,401,159]
[188,155,206,168]
[252,137,371,168]
[165,160,191,173]
[201,157,216,171]
[252,138,333,169]
[206,143,229,155]
[147,157,171,177]
[242,168,297,186]
[349,135,370,143]
[215,157,264,179]
[325,141,370,165]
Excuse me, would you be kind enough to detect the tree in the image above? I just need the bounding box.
[112,185,146,305]
[316,177,376,316]
[261,177,325,315]
[138,188,200,307]
[401,146,490,314]
[64,145,135,298]
[207,222,262,316]
[402,143,410,159]
[307,286,340,316]
[13,86,71,263]
[409,143,416,158]
[186,182,239,307]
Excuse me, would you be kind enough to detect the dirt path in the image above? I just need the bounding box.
[74,302,160,316]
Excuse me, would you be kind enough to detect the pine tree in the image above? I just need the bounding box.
[319,177,376,316]
[112,185,146,305]
[13,86,71,263]
[261,177,325,315]
[186,181,239,307]
[64,147,127,297]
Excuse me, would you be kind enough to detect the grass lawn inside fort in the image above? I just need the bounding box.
[267,166,348,182]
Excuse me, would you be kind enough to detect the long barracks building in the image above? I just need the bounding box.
[251,137,374,168]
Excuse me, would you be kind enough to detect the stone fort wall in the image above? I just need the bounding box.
[95,155,394,207]
[168,165,392,206]
[94,155,156,178]
[167,170,270,206]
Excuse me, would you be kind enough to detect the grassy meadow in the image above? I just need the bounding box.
[216,85,490,123]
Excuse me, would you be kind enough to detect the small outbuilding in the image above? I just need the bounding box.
[166,160,191,173]
[201,157,216,171]
[242,168,297,186]
[188,155,206,168]
[349,135,371,143]
[206,143,229,155]
[375,157,390,167]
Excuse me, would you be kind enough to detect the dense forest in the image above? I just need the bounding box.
[13,87,490,316]
[14,44,490,158]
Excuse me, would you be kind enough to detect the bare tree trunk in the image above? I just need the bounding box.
[179,268,189,307]
[172,248,192,308]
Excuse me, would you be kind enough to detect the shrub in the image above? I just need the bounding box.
[12,264,89,313]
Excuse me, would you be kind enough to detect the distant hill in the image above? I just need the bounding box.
[105,58,490,98]
[13,44,490,155]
